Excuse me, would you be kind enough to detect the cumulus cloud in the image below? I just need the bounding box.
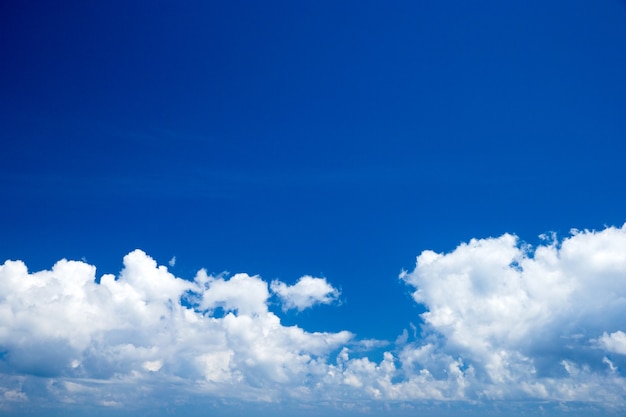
[1,224,626,414]
[399,224,626,402]
[0,250,353,409]
[597,331,626,355]
[271,276,340,311]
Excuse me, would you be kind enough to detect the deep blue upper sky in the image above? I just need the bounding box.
[2,0,626,353]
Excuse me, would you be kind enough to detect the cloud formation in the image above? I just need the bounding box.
[598,331,626,355]
[271,276,340,311]
[0,250,352,410]
[400,224,626,402]
[1,224,626,414]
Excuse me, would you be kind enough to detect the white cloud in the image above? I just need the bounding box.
[597,331,626,355]
[0,250,353,408]
[143,360,163,372]
[168,256,176,267]
[1,224,626,413]
[271,276,340,311]
[400,223,626,402]
[195,270,270,315]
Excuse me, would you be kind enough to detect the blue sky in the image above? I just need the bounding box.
[1,1,626,415]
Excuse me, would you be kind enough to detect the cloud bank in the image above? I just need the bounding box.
[1,224,626,414]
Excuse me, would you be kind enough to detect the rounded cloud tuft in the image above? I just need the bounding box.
[271,276,341,311]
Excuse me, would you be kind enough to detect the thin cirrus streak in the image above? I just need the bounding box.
[1,224,626,412]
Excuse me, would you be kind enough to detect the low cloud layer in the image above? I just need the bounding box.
[1,224,626,413]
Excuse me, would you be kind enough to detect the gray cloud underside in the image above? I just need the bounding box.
[1,225,626,413]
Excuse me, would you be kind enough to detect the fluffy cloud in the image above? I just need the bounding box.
[597,331,626,355]
[1,224,626,414]
[0,250,353,410]
[271,276,340,311]
[400,224,626,402]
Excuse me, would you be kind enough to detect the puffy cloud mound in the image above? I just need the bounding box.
[271,276,340,311]
[0,250,353,409]
[400,224,626,402]
[598,331,626,355]
[1,224,626,414]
